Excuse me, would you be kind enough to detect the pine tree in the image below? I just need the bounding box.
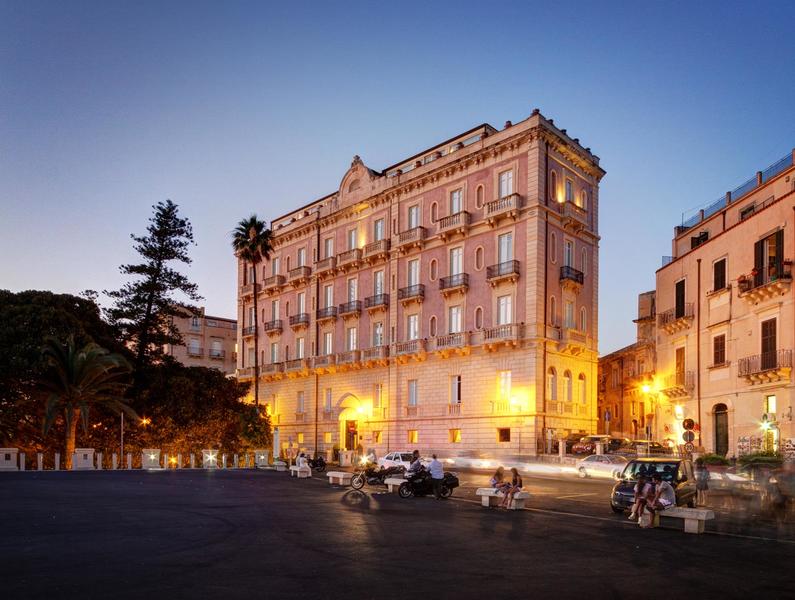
[106,200,202,374]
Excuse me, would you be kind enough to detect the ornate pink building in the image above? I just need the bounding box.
[237,110,604,458]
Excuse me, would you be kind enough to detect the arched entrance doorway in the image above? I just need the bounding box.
[336,393,366,451]
[713,403,728,456]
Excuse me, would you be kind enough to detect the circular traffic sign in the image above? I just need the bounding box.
[684,442,695,453]
[682,430,695,443]
[683,418,695,431]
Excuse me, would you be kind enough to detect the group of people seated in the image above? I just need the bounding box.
[630,472,677,527]
[489,466,524,509]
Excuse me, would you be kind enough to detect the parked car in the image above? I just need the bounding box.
[552,433,588,454]
[377,451,417,471]
[576,454,629,479]
[572,435,630,455]
[610,457,696,513]
[614,440,671,456]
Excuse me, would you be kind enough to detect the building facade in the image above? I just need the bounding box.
[165,308,237,374]
[597,291,657,440]
[655,149,795,458]
[237,110,605,458]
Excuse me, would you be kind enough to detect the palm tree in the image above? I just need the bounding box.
[232,215,274,406]
[39,336,136,469]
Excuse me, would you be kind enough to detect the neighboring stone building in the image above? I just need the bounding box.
[164,308,237,374]
[237,110,605,458]
[597,291,657,440]
[655,149,795,457]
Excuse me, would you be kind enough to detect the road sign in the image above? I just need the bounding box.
[684,442,695,453]
[683,418,695,431]
[682,430,695,443]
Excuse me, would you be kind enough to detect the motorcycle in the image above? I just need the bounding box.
[307,455,326,473]
[350,462,405,489]
[398,467,459,499]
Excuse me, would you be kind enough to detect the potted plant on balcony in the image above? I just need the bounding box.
[737,274,751,293]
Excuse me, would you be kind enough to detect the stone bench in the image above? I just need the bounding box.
[289,465,311,478]
[274,461,287,472]
[657,506,715,534]
[476,488,530,510]
[326,471,352,486]
[384,477,406,493]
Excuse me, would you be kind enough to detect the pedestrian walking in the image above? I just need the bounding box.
[695,458,710,506]
[500,467,523,509]
[429,454,445,499]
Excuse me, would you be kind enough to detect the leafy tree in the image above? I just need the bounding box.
[38,336,136,468]
[231,215,273,406]
[106,200,201,376]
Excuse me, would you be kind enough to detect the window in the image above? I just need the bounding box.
[323,332,333,355]
[549,296,557,326]
[346,327,357,351]
[347,278,357,302]
[766,395,777,415]
[713,258,726,291]
[581,248,588,275]
[248,347,255,367]
[547,368,557,401]
[761,318,777,370]
[499,170,513,198]
[430,259,438,280]
[450,189,463,214]
[430,202,438,223]
[297,291,305,314]
[498,232,513,263]
[450,247,463,275]
[564,370,573,402]
[565,179,573,203]
[497,295,512,325]
[549,170,558,202]
[550,233,557,263]
[347,228,357,250]
[374,218,384,242]
[323,237,334,259]
[407,430,418,444]
[248,306,255,327]
[296,337,305,359]
[407,314,419,340]
[498,370,512,400]
[448,305,462,333]
[408,379,418,406]
[564,301,574,329]
[475,247,484,270]
[713,334,726,366]
[476,185,484,208]
[408,205,420,229]
[740,204,755,221]
[449,429,462,443]
[271,257,280,276]
[324,388,332,411]
[408,259,420,286]
[497,428,511,443]
[429,316,437,337]
[675,279,685,319]
[580,307,587,332]
[190,316,200,330]
[271,299,279,320]
[578,373,586,403]
[475,306,483,329]
[451,375,462,404]
[270,342,279,363]
[324,432,333,444]
[297,247,306,267]
[323,284,333,308]
[373,431,382,444]
[373,322,384,346]
[675,347,685,380]
[297,433,304,444]
[297,391,305,413]
[188,338,200,354]
[564,240,574,267]
[691,231,708,249]
[374,383,383,409]
[374,270,384,295]
[755,230,784,287]
[580,190,588,210]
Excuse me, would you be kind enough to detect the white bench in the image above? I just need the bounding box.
[326,471,353,486]
[657,506,715,534]
[475,488,530,510]
[385,477,406,493]
[289,465,311,478]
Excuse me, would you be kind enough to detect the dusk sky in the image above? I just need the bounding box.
[2,1,794,354]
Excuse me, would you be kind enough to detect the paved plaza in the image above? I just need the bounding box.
[1,470,793,599]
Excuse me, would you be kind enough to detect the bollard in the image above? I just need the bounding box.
[177,453,182,469]
[54,453,60,471]
[190,454,195,469]
[37,453,43,471]
[20,453,26,471]
[595,442,604,456]
[97,452,103,470]
[126,453,132,470]
[163,453,169,469]
[234,454,239,469]
[222,453,227,469]
[112,454,118,470]
[558,440,566,463]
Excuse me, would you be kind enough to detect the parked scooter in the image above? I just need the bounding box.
[307,455,326,473]
[398,467,459,499]
[350,463,406,489]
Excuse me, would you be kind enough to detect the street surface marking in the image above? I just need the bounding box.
[556,493,597,499]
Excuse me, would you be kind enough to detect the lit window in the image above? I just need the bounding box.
[323,432,332,444]
[449,429,462,443]
[373,431,382,444]
[407,430,418,444]
[297,433,304,444]
[767,395,777,414]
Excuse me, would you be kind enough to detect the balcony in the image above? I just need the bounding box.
[336,350,361,370]
[661,371,695,398]
[447,403,462,416]
[394,339,426,363]
[737,263,792,304]
[396,226,426,252]
[492,400,522,415]
[242,325,257,338]
[363,239,391,263]
[208,349,225,360]
[486,260,520,286]
[336,248,362,271]
[237,366,258,381]
[557,327,589,356]
[364,293,389,313]
[263,319,283,335]
[557,201,588,232]
[339,300,362,319]
[241,283,260,298]
[187,347,203,357]
[560,265,584,293]
[658,304,694,335]
[322,409,336,421]
[405,406,419,417]
[738,350,792,384]
[287,266,311,286]
[398,284,425,305]
[289,313,310,330]
[284,358,309,377]
[316,306,338,323]
[313,354,337,374]
[314,256,336,279]
[295,412,306,423]
[434,332,470,357]
[261,362,284,381]
[361,345,389,367]
[437,211,471,239]
[262,274,285,294]
[439,273,469,297]
[485,193,522,225]
[483,323,523,350]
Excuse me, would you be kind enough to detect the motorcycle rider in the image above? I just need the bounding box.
[408,450,423,476]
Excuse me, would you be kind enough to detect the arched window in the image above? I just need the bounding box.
[564,370,572,402]
[475,247,484,270]
[286,256,291,272]
[578,373,586,403]
[580,307,587,332]
[549,170,558,203]
[550,232,557,263]
[430,258,438,280]
[475,306,483,329]
[429,316,437,337]
[580,190,588,210]
[549,296,557,326]
[430,202,438,223]
[476,185,485,209]
[547,367,557,402]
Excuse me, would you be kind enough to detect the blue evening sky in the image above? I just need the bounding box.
[1,1,794,354]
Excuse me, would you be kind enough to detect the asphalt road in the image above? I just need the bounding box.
[1,469,793,600]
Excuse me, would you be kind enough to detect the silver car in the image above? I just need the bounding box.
[576,454,628,479]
